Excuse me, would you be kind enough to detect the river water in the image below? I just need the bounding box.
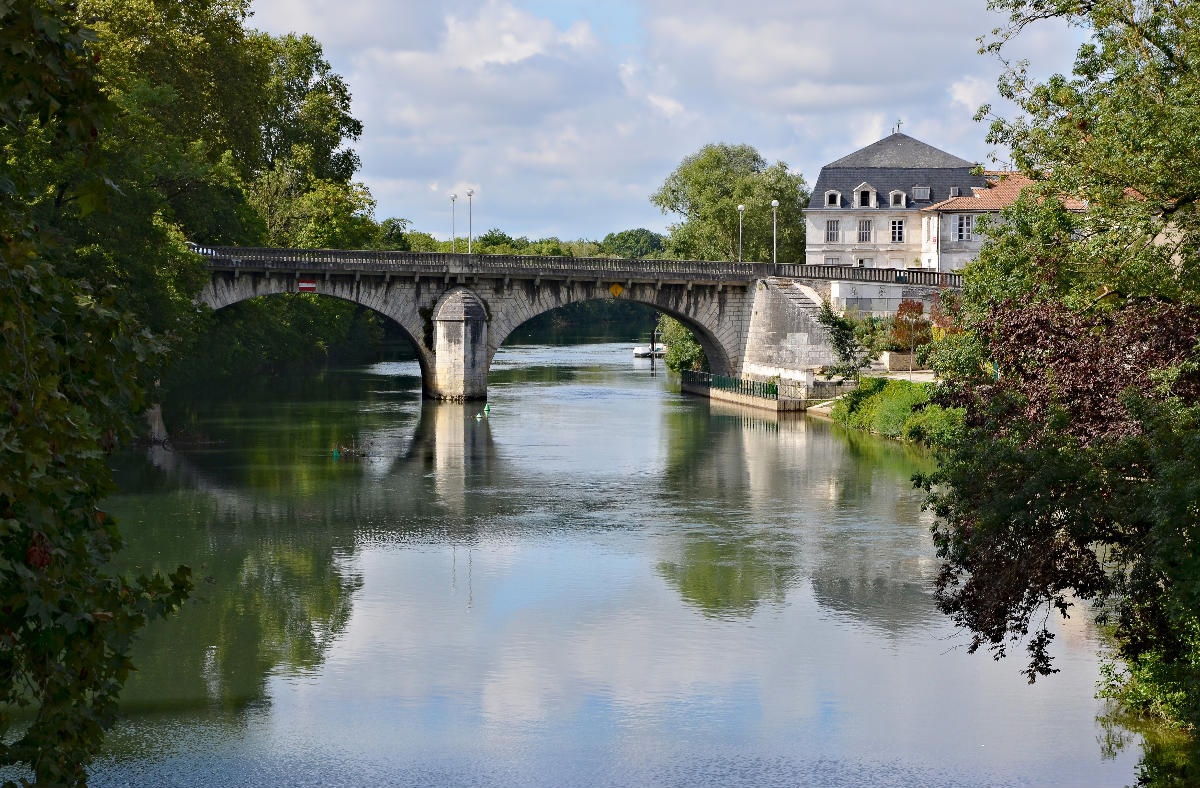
[93,342,1141,787]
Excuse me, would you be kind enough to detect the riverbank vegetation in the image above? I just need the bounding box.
[918,2,1200,781]
[831,378,962,444]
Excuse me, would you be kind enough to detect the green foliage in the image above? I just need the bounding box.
[815,300,874,379]
[373,217,411,251]
[651,143,807,262]
[901,403,963,445]
[920,12,1200,769]
[257,32,362,184]
[657,314,707,372]
[0,1,193,781]
[601,228,665,259]
[831,378,963,444]
[249,160,377,248]
[164,296,386,393]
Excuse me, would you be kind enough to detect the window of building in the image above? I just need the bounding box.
[857,219,872,243]
[890,191,905,207]
[859,190,871,207]
[913,186,930,200]
[825,219,840,243]
[825,190,840,207]
[949,186,960,197]
[891,219,905,243]
[956,214,973,241]
[856,257,873,267]
[824,257,840,266]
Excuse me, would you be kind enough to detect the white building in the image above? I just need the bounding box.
[919,172,1085,271]
[804,133,988,271]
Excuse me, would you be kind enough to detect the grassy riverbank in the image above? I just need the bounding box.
[830,377,961,444]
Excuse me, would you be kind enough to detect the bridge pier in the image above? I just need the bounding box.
[431,287,489,401]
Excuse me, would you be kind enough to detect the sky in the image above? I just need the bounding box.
[248,0,1083,241]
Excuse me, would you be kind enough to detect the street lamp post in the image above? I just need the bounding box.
[737,204,745,262]
[771,199,779,271]
[450,193,457,253]
[467,188,474,254]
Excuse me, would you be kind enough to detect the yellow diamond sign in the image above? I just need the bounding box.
[608,282,624,298]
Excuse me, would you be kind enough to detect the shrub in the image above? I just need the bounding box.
[831,377,960,443]
[902,403,964,446]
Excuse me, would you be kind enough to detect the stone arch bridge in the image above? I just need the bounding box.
[194,245,960,400]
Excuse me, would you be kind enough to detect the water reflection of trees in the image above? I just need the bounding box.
[657,529,796,618]
[657,402,938,629]
[115,502,362,711]
[117,396,513,714]
[119,381,943,708]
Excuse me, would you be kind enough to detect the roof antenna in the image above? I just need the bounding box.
[895,118,903,133]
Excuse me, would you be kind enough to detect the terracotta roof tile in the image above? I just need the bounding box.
[923,172,1087,212]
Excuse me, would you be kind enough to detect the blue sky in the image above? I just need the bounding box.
[249,0,1082,241]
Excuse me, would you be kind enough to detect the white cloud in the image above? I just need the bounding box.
[646,94,683,118]
[949,75,993,115]
[248,0,1086,239]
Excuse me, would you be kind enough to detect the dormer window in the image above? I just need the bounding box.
[949,186,961,197]
[889,190,906,207]
[853,183,877,208]
[912,186,930,201]
[824,190,841,207]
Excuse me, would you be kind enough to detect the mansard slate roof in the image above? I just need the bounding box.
[808,132,987,210]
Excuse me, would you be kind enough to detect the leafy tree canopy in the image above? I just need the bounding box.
[257,32,362,184]
[651,143,807,263]
[1,1,192,783]
[601,228,665,259]
[920,5,1200,771]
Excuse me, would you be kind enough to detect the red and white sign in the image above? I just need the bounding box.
[298,278,317,292]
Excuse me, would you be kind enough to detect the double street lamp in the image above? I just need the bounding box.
[736,200,782,266]
[771,199,779,269]
[737,204,745,262]
[450,189,476,254]
[467,189,474,254]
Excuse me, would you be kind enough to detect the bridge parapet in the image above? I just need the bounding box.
[190,245,962,288]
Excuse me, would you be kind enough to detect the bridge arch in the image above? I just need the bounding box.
[198,273,435,384]
[484,280,741,376]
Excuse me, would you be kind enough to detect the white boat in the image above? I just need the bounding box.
[633,343,667,358]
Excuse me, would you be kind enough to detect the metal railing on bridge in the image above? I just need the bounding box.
[682,370,779,400]
[190,244,963,288]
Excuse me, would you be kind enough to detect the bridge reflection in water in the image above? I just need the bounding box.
[120,385,941,715]
[95,352,1129,787]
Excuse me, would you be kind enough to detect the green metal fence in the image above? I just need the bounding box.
[681,370,778,400]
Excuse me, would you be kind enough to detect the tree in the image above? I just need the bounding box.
[257,33,362,184]
[814,300,874,380]
[1,1,192,782]
[921,2,1200,765]
[651,143,807,262]
[657,315,707,372]
[601,228,665,259]
[374,217,411,251]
